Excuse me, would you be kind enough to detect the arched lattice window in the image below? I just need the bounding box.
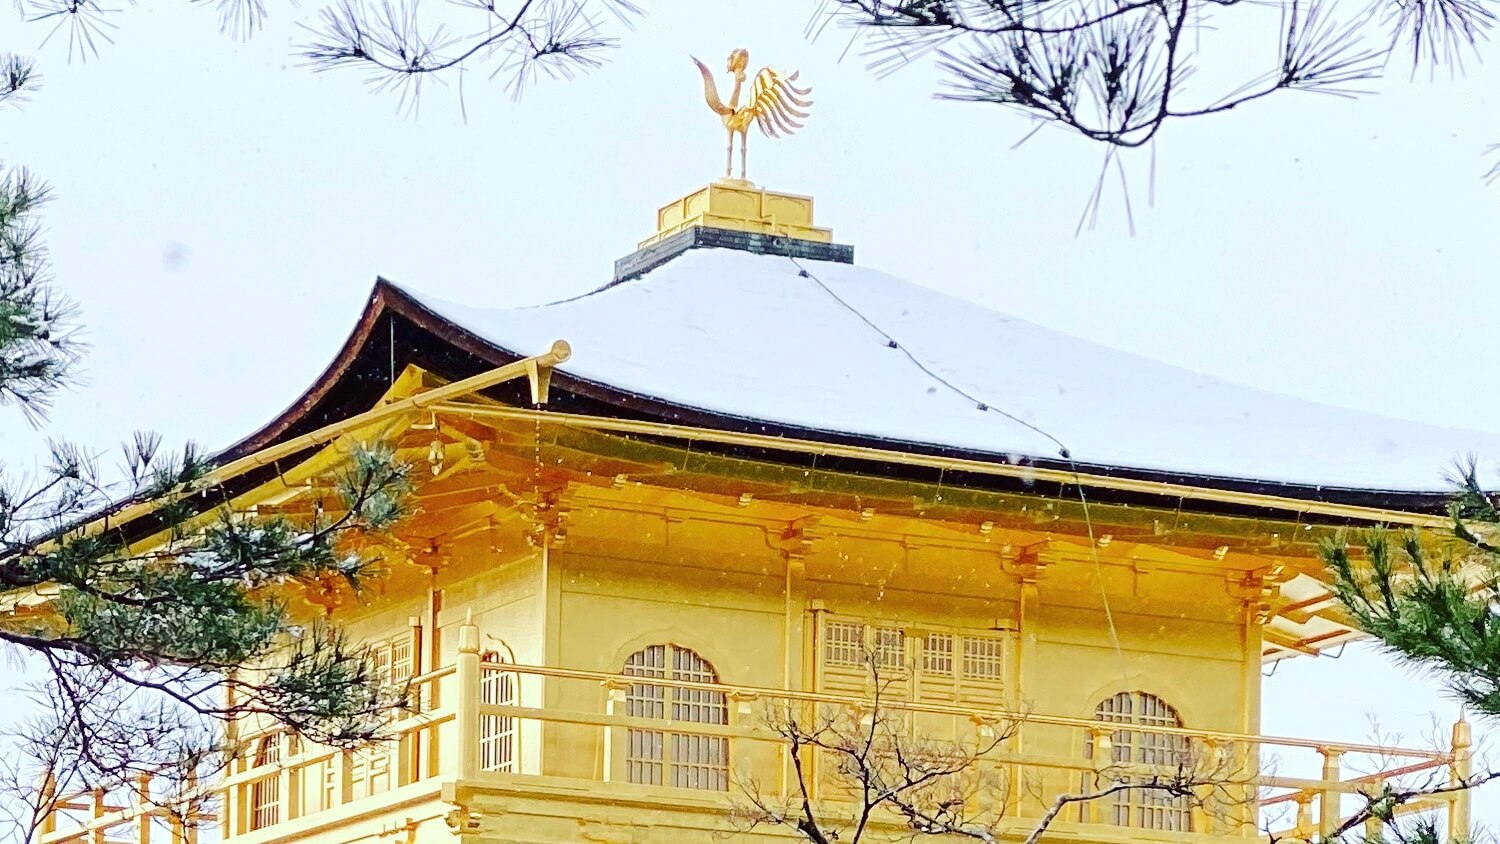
[622,644,728,790]
[1088,692,1193,831]
[249,735,282,830]
[480,649,517,773]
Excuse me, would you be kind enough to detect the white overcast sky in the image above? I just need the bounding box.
[3,0,1499,828]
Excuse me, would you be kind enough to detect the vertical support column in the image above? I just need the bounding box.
[804,600,828,802]
[1240,592,1265,832]
[1317,746,1343,838]
[410,615,425,678]
[424,584,444,709]
[1450,715,1473,838]
[1013,552,1042,819]
[1016,575,1040,709]
[425,585,444,779]
[404,614,423,785]
[456,610,482,782]
[538,543,563,777]
[784,556,807,691]
[783,556,808,802]
[221,678,238,841]
[1230,571,1271,735]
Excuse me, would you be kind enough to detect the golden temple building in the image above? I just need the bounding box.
[26,168,1494,840]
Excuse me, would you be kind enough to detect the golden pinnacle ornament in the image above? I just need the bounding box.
[692,48,813,181]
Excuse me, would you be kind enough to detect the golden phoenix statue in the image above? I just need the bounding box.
[692,49,813,181]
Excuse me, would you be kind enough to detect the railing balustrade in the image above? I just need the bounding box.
[35,624,1471,844]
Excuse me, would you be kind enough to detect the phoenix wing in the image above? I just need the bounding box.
[749,67,812,138]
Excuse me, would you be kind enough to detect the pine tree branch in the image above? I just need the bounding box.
[816,0,1450,160]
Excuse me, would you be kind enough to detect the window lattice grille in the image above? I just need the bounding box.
[622,645,728,790]
[480,650,517,773]
[1089,692,1193,831]
[922,633,954,675]
[249,736,281,831]
[819,616,1010,706]
[355,631,417,798]
[962,636,1004,679]
[824,622,863,667]
[874,627,906,669]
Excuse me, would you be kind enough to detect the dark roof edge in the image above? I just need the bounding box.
[215,282,393,461]
[210,280,1453,522]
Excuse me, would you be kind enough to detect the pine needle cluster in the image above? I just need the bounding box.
[1,71,418,838]
[1325,460,1500,718]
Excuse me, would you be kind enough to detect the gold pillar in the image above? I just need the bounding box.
[538,544,562,776]
[455,611,482,781]
[600,679,628,783]
[784,556,807,690]
[1014,556,1042,818]
[1451,715,1473,837]
[135,774,151,844]
[36,774,57,837]
[1318,746,1343,838]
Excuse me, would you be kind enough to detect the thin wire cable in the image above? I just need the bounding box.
[789,257,1131,683]
[790,258,1073,461]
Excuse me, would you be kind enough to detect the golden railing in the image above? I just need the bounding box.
[36,621,1474,844]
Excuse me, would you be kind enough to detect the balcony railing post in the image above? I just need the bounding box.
[1450,714,1473,838]
[1088,726,1113,826]
[186,770,199,837]
[36,774,57,836]
[455,610,482,781]
[1317,746,1343,839]
[336,749,355,808]
[1361,779,1386,839]
[1294,791,1314,838]
[135,773,152,844]
[1197,738,1221,836]
[171,771,194,844]
[222,780,235,841]
[731,691,757,794]
[600,679,628,783]
[279,737,299,825]
[90,786,106,844]
[397,730,414,787]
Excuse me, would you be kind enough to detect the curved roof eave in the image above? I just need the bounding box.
[212,279,1453,523]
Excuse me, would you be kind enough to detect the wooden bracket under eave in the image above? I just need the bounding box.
[526,359,555,405]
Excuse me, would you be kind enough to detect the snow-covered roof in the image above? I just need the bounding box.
[399,247,1499,494]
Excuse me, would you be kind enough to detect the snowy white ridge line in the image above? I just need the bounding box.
[399,248,1500,492]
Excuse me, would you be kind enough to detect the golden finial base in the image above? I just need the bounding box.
[639,181,833,250]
